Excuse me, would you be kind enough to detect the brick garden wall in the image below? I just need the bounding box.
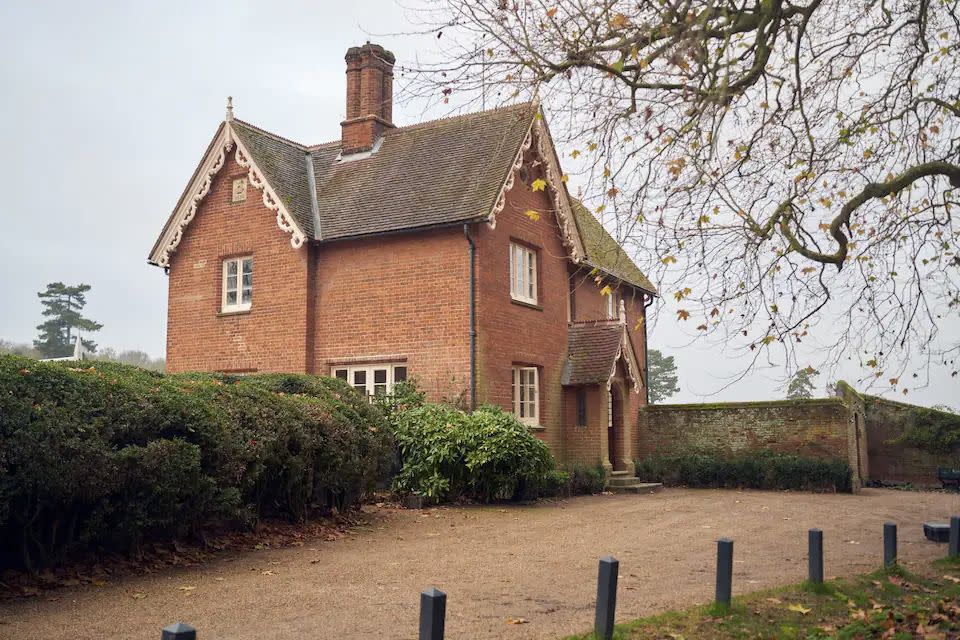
[860,395,958,487]
[635,398,865,489]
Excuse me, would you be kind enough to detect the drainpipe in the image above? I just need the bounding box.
[643,293,654,405]
[464,224,477,411]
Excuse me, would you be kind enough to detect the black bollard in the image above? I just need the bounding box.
[883,522,897,567]
[419,587,446,640]
[594,556,619,640]
[161,623,196,640]
[950,516,960,558]
[715,538,734,607]
[808,528,824,584]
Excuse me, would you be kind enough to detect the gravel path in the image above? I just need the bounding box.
[2,488,959,639]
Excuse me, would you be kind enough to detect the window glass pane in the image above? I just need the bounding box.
[335,369,348,380]
[353,370,366,385]
[226,274,238,291]
[242,258,253,274]
[226,260,238,275]
[242,273,252,287]
[374,384,387,396]
[394,366,407,382]
[374,369,387,384]
[226,290,237,305]
[241,288,252,304]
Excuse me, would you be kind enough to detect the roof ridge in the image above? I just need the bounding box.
[303,101,535,150]
[232,118,309,150]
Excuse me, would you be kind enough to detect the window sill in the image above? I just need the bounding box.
[510,298,543,311]
[217,309,251,318]
[525,424,546,432]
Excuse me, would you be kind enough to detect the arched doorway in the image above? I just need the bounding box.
[609,384,625,470]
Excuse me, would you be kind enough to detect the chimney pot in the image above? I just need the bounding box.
[341,43,396,154]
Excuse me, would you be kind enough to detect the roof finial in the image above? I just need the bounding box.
[225,96,234,122]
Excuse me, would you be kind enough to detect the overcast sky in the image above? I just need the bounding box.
[0,1,954,408]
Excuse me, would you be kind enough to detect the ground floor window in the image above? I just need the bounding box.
[512,366,539,425]
[332,363,407,397]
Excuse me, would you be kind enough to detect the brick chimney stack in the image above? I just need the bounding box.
[341,42,395,155]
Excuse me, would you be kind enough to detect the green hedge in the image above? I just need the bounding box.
[0,356,392,569]
[635,451,852,492]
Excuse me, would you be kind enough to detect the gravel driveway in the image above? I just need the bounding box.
[3,488,959,639]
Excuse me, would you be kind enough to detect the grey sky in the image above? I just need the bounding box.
[0,1,955,408]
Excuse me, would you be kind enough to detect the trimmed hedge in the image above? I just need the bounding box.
[635,451,852,492]
[0,356,392,569]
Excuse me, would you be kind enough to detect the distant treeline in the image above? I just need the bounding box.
[0,339,165,371]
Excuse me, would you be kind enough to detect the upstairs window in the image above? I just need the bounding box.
[512,365,539,425]
[333,363,408,398]
[509,242,538,305]
[222,256,253,312]
[606,289,618,318]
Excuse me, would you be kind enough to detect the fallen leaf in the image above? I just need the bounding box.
[132,592,147,600]
[788,604,811,615]
[506,617,529,624]
[178,585,196,591]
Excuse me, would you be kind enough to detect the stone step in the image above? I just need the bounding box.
[606,475,642,487]
[606,482,663,495]
[609,470,632,476]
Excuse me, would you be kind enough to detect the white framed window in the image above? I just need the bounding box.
[332,363,408,397]
[512,366,539,425]
[606,289,618,318]
[221,256,253,312]
[509,242,538,305]
[231,177,247,203]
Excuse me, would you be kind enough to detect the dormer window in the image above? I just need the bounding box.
[222,256,253,312]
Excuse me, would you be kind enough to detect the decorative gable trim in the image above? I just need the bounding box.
[609,300,643,394]
[486,108,586,262]
[149,121,307,268]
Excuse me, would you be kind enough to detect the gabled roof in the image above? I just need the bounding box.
[149,101,655,296]
[562,315,643,392]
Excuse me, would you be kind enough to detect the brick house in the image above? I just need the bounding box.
[148,43,658,472]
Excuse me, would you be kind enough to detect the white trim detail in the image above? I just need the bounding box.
[233,133,306,249]
[607,305,643,394]
[485,109,586,261]
[488,124,533,230]
[533,116,586,262]
[150,121,307,268]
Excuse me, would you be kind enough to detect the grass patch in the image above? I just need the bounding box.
[564,559,960,639]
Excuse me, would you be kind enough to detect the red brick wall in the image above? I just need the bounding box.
[861,396,958,487]
[310,229,471,404]
[472,150,571,455]
[563,385,606,466]
[166,154,310,373]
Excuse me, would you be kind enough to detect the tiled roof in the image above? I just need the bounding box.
[562,321,624,386]
[572,201,657,294]
[158,102,655,295]
[232,103,536,242]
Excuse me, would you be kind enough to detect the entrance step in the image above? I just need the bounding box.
[607,481,663,494]
[604,475,664,494]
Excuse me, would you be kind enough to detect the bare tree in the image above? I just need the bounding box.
[402,0,960,393]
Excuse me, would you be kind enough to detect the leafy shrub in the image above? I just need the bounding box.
[886,404,960,454]
[0,355,392,569]
[566,463,608,495]
[635,450,852,493]
[391,402,555,502]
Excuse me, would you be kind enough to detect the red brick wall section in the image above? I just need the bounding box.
[563,385,607,467]
[635,399,858,483]
[473,149,571,456]
[861,395,958,487]
[311,229,471,404]
[166,155,310,373]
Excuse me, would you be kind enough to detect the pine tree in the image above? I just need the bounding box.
[648,349,680,403]
[786,367,820,399]
[33,282,103,357]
